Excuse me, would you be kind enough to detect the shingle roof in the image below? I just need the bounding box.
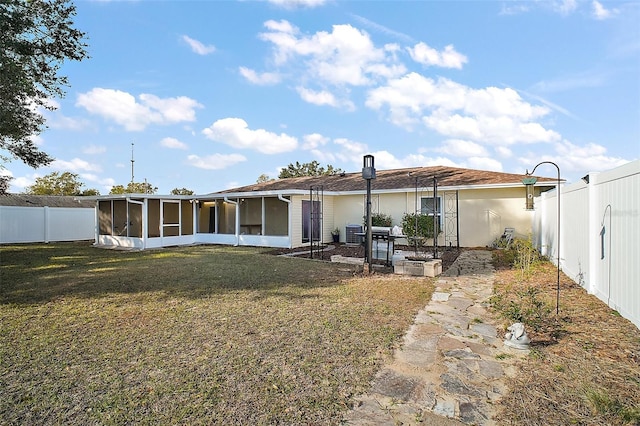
[215,165,560,194]
[0,194,95,207]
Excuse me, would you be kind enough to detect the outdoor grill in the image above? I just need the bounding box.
[357,226,397,265]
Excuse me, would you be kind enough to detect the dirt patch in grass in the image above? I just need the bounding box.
[491,260,640,425]
[0,243,435,425]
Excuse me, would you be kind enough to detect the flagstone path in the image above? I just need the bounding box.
[343,250,528,425]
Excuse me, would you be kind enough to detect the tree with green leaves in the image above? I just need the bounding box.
[110,182,157,195]
[170,187,194,195]
[25,171,99,195]
[0,0,89,194]
[278,161,343,179]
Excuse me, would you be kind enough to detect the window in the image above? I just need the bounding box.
[421,197,442,224]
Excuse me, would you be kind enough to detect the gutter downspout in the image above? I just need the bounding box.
[278,194,292,248]
[224,197,239,246]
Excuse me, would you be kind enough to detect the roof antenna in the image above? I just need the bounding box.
[131,142,135,183]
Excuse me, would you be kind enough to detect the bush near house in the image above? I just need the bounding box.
[363,213,393,227]
[401,213,439,239]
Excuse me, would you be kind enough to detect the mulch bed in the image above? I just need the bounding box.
[265,243,462,272]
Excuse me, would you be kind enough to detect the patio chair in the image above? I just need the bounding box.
[492,227,515,249]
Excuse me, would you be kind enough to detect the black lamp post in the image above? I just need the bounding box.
[408,172,419,257]
[524,161,561,315]
[432,176,438,259]
[362,155,376,273]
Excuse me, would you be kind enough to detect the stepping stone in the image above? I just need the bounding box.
[439,373,484,397]
[469,323,498,338]
[432,292,451,301]
[433,398,456,418]
[437,336,466,352]
[459,401,489,424]
[412,323,446,336]
[397,348,438,368]
[443,348,481,359]
[477,360,504,379]
[372,368,422,402]
[447,297,474,311]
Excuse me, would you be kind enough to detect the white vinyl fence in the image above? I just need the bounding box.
[0,206,95,244]
[532,160,640,330]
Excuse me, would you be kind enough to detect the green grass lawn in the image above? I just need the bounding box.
[0,242,434,425]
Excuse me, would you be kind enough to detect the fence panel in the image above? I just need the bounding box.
[0,206,95,244]
[534,160,640,330]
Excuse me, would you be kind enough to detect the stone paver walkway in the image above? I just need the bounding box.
[343,250,528,425]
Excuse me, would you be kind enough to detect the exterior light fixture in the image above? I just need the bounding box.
[523,161,561,315]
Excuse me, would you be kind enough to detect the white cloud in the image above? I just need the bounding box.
[82,145,107,155]
[48,114,91,131]
[76,88,202,131]
[495,146,513,158]
[407,42,468,69]
[551,140,629,173]
[499,3,530,15]
[81,174,115,188]
[465,157,504,172]
[187,154,247,170]
[368,151,461,170]
[10,175,36,192]
[310,137,368,164]
[160,137,188,150]
[181,35,216,55]
[553,0,578,15]
[258,20,406,86]
[31,135,44,147]
[296,86,355,110]
[592,1,618,20]
[366,73,560,144]
[302,133,330,150]
[423,113,560,145]
[239,67,282,85]
[50,158,102,173]
[434,139,489,157]
[138,94,201,123]
[202,118,298,154]
[267,0,327,9]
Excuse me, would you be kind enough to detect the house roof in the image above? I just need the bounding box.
[214,165,560,195]
[0,194,95,208]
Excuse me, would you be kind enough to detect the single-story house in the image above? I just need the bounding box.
[84,165,559,251]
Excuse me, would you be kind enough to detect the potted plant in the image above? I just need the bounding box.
[331,227,340,243]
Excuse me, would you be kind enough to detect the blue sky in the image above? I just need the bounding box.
[4,0,639,194]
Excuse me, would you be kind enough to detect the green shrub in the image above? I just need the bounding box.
[401,213,439,239]
[363,213,393,227]
[490,285,552,332]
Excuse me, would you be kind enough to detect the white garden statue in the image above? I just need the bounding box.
[504,322,531,350]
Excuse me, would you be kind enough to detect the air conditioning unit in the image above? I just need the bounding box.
[345,224,363,245]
